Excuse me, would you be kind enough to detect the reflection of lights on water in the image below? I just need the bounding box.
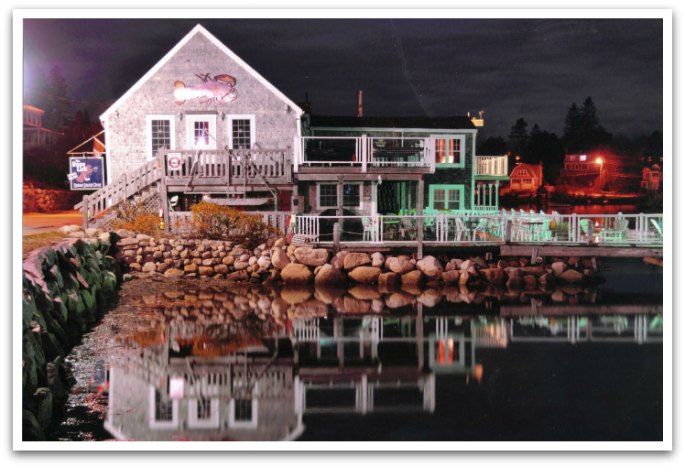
[474,364,484,384]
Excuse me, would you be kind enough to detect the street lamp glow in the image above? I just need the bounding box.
[595,157,603,165]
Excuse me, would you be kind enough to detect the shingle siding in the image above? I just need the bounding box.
[104,32,298,182]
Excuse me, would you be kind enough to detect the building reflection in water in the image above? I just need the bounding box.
[103,287,662,441]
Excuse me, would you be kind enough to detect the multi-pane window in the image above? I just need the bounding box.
[318,184,361,208]
[431,186,462,211]
[154,390,173,422]
[197,399,211,420]
[435,137,463,165]
[231,119,252,149]
[194,121,210,147]
[234,399,253,422]
[151,119,171,157]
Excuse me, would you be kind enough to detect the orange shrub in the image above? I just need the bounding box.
[110,201,162,236]
[190,202,279,246]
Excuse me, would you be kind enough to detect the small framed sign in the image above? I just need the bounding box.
[167,153,183,172]
[69,157,104,190]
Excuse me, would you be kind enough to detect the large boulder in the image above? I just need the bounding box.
[480,268,505,285]
[348,285,381,301]
[378,272,400,291]
[385,292,414,309]
[551,261,568,277]
[344,252,372,270]
[442,270,461,284]
[280,263,313,284]
[418,288,443,308]
[294,247,329,267]
[280,285,312,305]
[401,270,424,286]
[348,266,381,284]
[163,268,184,278]
[314,264,346,286]
[293,299,328,318]
[559,268,585,283]
[331,251,349,269]
[336,295,371,314]
[271,249,290,269]
[385,256,415,274]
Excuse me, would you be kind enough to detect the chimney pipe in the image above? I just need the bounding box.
[357,90,363,118]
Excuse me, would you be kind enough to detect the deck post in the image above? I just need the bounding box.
[159,172,170,232]
[417,178,424,259]
[505,218,512,243]
[333,222,341,252]
[82,194,89,229]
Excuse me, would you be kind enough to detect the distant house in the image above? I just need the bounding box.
[509,162,543,193]
[641,164,662,191]
[557,153,640,192]
[23,104,62,150]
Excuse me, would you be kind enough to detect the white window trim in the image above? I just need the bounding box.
[228,399,259,430]
[316,182,363,210]
[145,115,176,160]
[187,397,220,429]
[186,114,217,150]
[227,114,256,149]
[148,385,179,430]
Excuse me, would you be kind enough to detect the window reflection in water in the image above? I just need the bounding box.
[100,282,662,441]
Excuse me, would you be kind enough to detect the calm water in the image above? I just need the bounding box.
[50,259,663,442]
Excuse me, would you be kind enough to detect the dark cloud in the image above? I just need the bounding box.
[23,18,663,137]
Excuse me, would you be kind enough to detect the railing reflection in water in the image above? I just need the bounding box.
[102,282,662,441]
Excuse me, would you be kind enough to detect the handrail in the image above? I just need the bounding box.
[75,156,164,226]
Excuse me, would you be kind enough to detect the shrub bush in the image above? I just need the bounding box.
[190,202,279,246]
[110,201,161,236]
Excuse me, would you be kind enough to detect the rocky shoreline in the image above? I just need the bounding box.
[22,225,603,440]
[106,228,600,290]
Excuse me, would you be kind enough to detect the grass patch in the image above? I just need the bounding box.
[23,231,65,258]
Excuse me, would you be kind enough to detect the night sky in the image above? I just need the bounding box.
[22,18,663,138]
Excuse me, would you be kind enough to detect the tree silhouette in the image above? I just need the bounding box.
[563,97,612,152]
[508,118,529,156]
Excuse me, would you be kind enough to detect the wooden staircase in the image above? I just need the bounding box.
[74,157,164,229]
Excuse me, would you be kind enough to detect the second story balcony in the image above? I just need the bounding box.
[475,155,509,179]
[294,136,435,175]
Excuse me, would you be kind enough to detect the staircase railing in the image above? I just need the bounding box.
[75,156,164,228]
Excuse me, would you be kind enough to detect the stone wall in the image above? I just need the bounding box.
[110,228,599,290]
[23,184,83,213]
[22,233,121,440]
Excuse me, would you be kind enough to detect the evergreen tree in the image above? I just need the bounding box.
[40,65,72,131]
[563,97,612,152]
[563,102,581,152]
[477,136,508,155]
[508,118,529,157]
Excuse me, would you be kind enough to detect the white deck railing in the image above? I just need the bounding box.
[293,211,663,246]
[475,155,509,177]
[294,136,434,172]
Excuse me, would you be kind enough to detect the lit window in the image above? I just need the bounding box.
[194,121,210,147]
[580,155,587,161]
[435,137,464,165]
